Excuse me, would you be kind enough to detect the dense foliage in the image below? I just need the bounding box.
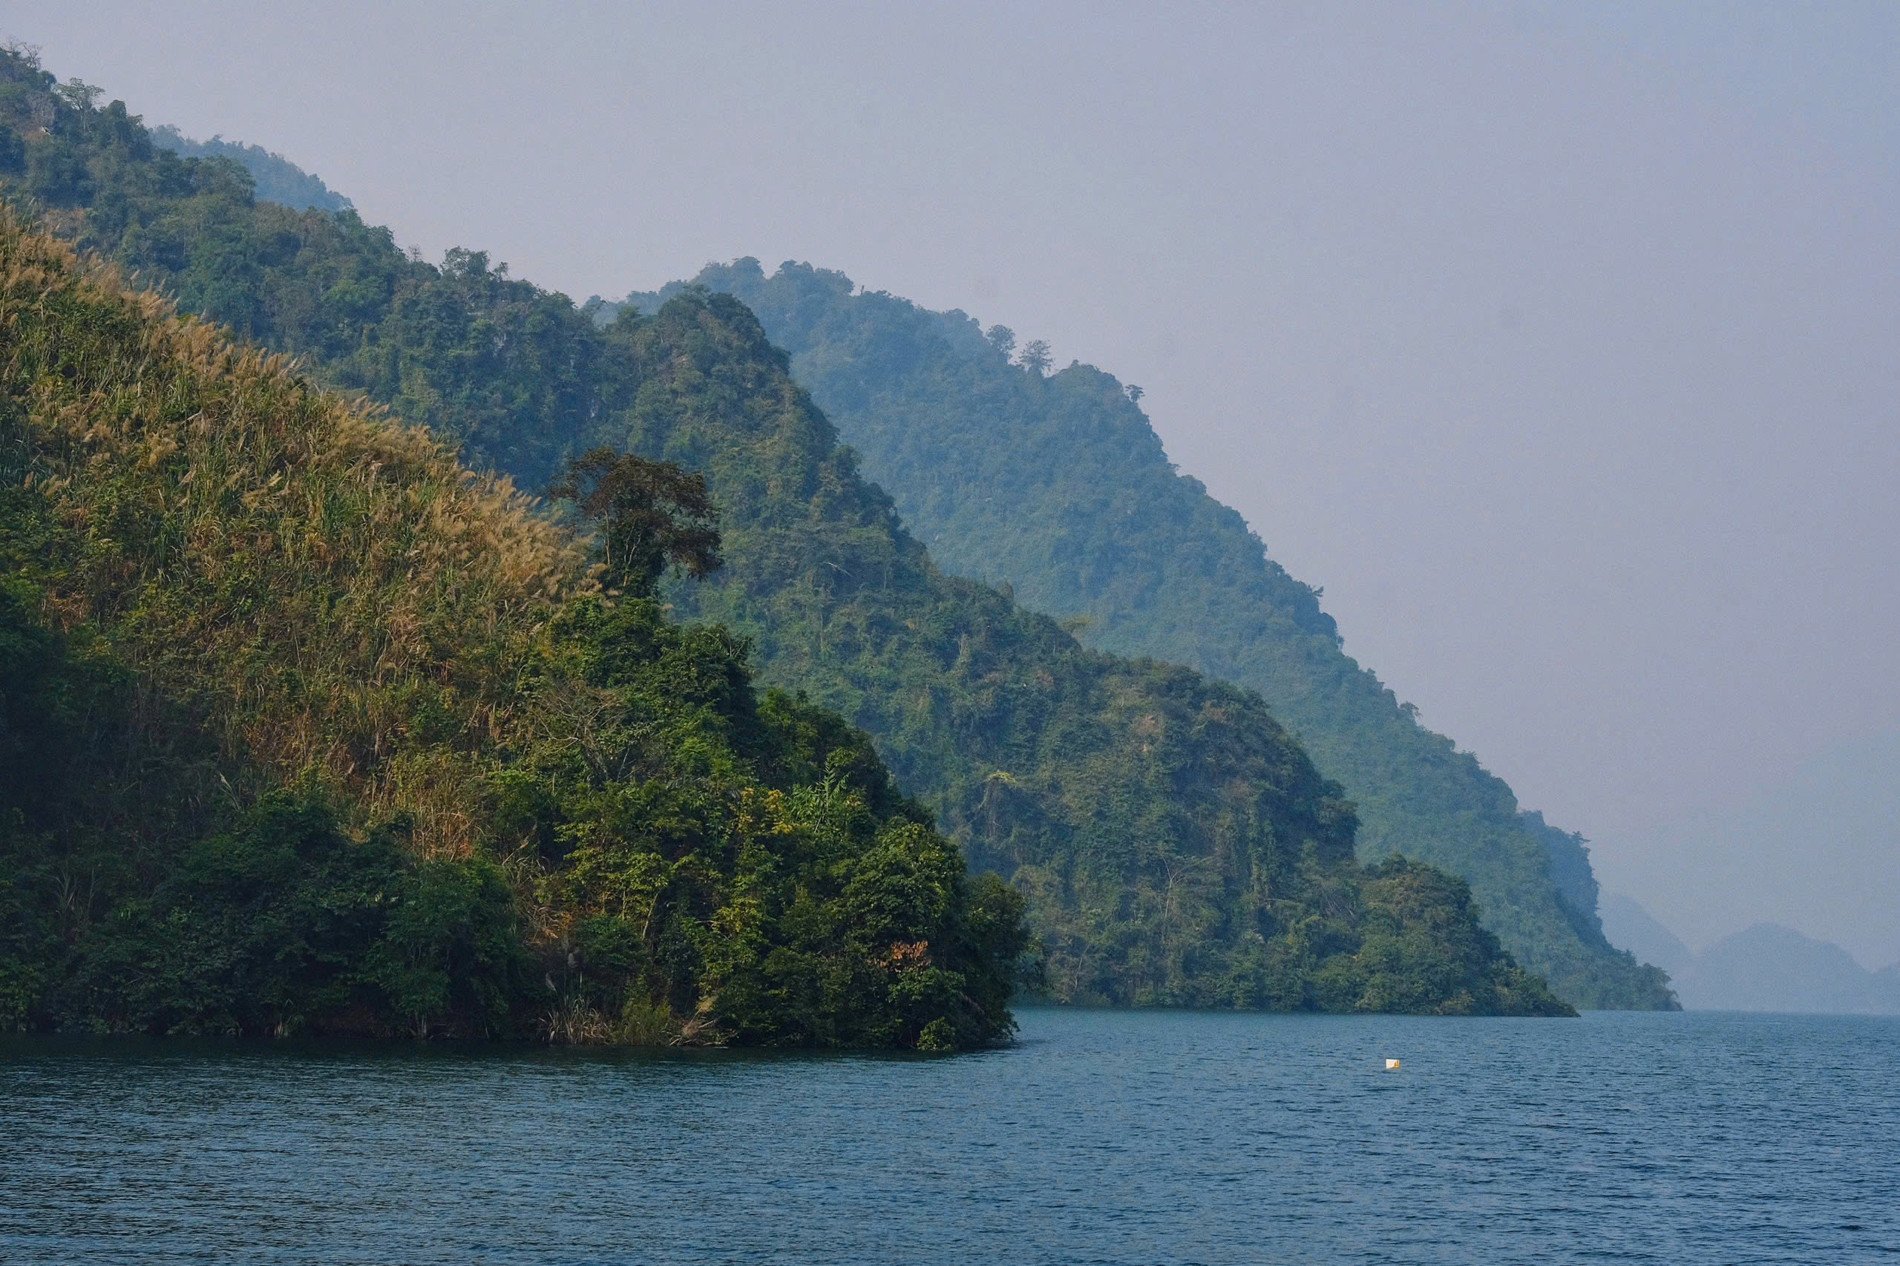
[0,48,1570,1016]
[0,212,1025,1047]
[635,259,1674,1010]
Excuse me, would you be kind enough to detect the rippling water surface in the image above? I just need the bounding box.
[2,1008,1895,1264]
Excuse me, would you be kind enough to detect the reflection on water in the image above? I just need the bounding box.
[2,1008,1895,1264]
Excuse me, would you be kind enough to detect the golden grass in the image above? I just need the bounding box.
[0,211,598,856]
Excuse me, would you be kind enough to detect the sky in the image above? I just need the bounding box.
[8,1,1897,965]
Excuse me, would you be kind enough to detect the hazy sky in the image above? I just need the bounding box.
[9,1,1897,963]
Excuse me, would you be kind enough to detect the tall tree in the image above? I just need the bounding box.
[550,448,722,598]
[1016,338,1052,375]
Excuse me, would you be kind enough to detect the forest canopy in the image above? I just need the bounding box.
[631,257,1675,1010]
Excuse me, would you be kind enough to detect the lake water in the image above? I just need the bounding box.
[2,1008,1895,1264]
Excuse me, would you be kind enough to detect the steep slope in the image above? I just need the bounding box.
[0,210,1025,1048]
[640,259,1673,1009]
[605,295,1564,1013]
[0,49,1568,1015]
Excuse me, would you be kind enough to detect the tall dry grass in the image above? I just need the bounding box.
[0,211,598,855]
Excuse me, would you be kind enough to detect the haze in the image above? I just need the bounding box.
[9,1,1897,965]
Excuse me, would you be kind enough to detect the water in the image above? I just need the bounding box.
[2,1008,1895,1264]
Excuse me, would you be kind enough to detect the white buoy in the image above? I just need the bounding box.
[1384,1058,1402,1071]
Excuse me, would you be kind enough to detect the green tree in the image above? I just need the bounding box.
[550,447,723,598]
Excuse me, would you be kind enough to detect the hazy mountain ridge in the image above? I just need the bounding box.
[625,259,1672,1009]
[0,49,1569,1017]
[1597,894,1694,981]
[1601,898,1899,1014]
[149,125,352,213]
[1609,726,1900,974]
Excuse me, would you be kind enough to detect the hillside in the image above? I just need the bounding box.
[635,259,1674,1010]
[594,294,1564,1012]
[0,210,1025,1048]
[149,125,353,213]
[0,48,1569,1016]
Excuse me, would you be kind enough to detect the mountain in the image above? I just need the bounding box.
[630,259,1674,1010]
[1598,893,1694,981]
[1680,925,1900,1015]
[1600,898,1898,1014]
[0,205,1031,1048]
[1603,725,1900,971]
[149,125,353,213]
[0,49,1570,1016]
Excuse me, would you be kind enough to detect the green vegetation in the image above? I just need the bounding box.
[0,213,1023,1046]
[632,259,1675,1010]
[0,47,1571,1017]
[149,125,353,214]
[599,297,1563,1013]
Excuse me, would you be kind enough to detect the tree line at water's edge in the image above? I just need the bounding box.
[0,47,1575,1036]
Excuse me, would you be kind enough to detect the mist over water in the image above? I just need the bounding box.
[5,1008,1895,1264]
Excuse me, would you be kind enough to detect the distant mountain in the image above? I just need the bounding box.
[150,125,352,213]
[1598,893,1694,980]
[1682,925,1900,1015]
[1602,898,1897,1014]
[1609,725,1900,972]
[626,260,1674,1009]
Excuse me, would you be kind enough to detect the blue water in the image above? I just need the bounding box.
[1,1008,1895,1264]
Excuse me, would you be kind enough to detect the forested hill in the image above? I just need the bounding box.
[0,48,1570,1016]
[629,259,1673,1010]
[149,126,352,213]
[0,210,1025,1047]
